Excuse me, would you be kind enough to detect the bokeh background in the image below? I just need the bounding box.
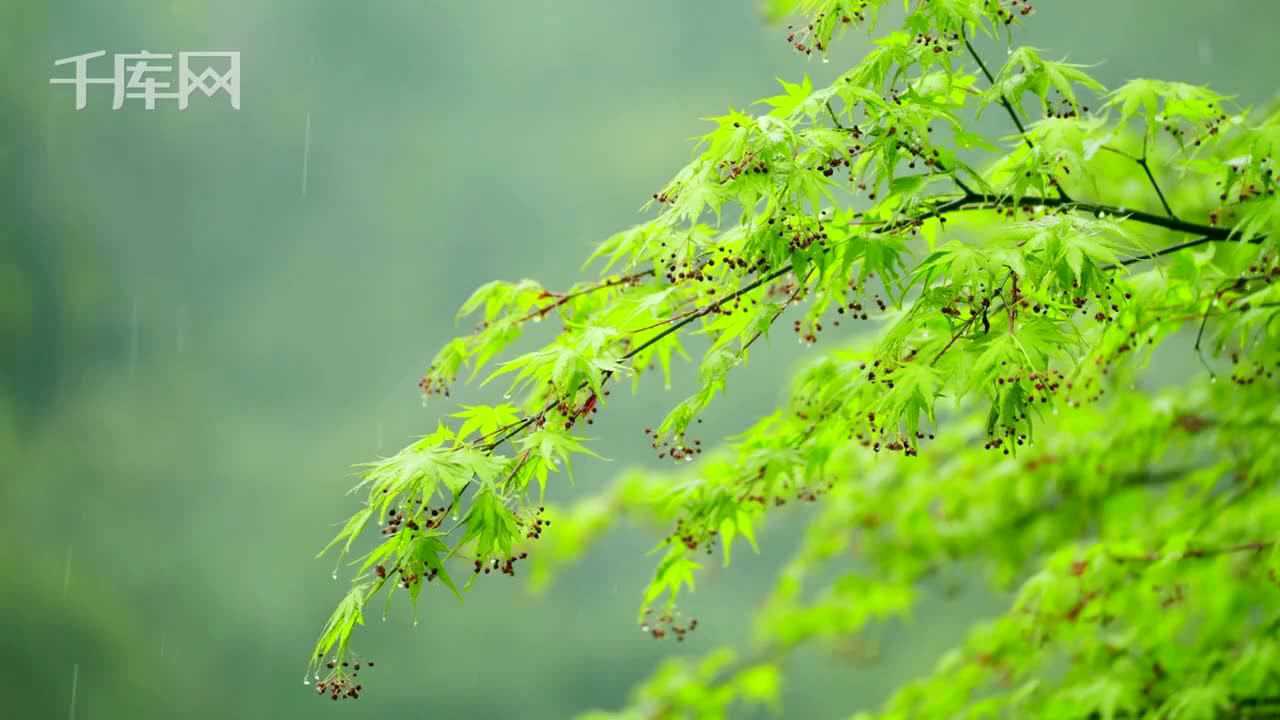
[4,2,1279,717]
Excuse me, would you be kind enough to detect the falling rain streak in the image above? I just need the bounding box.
[62,545,72,593]
[301,112,312,197]
[129,297,140,379]
[68,664,79,720]
[175,305,188,353]
[1198,38,1213,65]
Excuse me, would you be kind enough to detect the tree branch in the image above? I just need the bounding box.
[1110,539,1274,564]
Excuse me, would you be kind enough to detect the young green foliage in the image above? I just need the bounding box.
[308,0,1280,714]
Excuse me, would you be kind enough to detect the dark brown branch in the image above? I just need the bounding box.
[951,192,1233,240]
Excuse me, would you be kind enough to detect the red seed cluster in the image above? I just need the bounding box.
[669,519,718,554]
[381,504,447,537]
[641,608,699,642]
[718,148,768,181]
[774,214,830,253]
[784,3,873,55]
[554,389,607,431]
[790,283,875,344]
[1228,355,1277,387]
[417,367,452,398]
[1188,111,1232,148]
[1210,158,1279,227]
[912,31,959,54]
[1044,91,1088,120]
[312,658,374,702]
[1159,103,1231,147]
[644,424,704,464]
[844,367,937,457]
[473,552,529,577]
[794,479,835,503]
[524,506,551,541]
[991,0,1035,24]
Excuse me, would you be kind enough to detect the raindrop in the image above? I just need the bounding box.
[331,570,339,580]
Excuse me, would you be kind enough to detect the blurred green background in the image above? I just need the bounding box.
[3,2,1278,717]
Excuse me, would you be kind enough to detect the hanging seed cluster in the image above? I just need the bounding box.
[641,608,699,642]
[717,148,768,181]
[311,658,373,702]
[523,505,551,541]
[669,519,719,555]
[473,552,529,577]
[644,424,704,464]
[784,2,874,55]
[1228,353,1279,387]
[417,365,453,398]
[1210,156,1280,226]
[912,31,960,54]
[851,406,936,458]
[381,504,448,537]
[554,389,608,431]
[1044,90,1088,120]
[989,0,1035,24]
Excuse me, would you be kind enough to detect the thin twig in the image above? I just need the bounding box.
[1139,133,1177,219]
[963,31,1072,203]
[932,272,1012,365]
[827,99,976,196]
[1108,233,1264,270]
[742,268,815,352]
[1099,143,1177,220]
[518,269,655,323]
